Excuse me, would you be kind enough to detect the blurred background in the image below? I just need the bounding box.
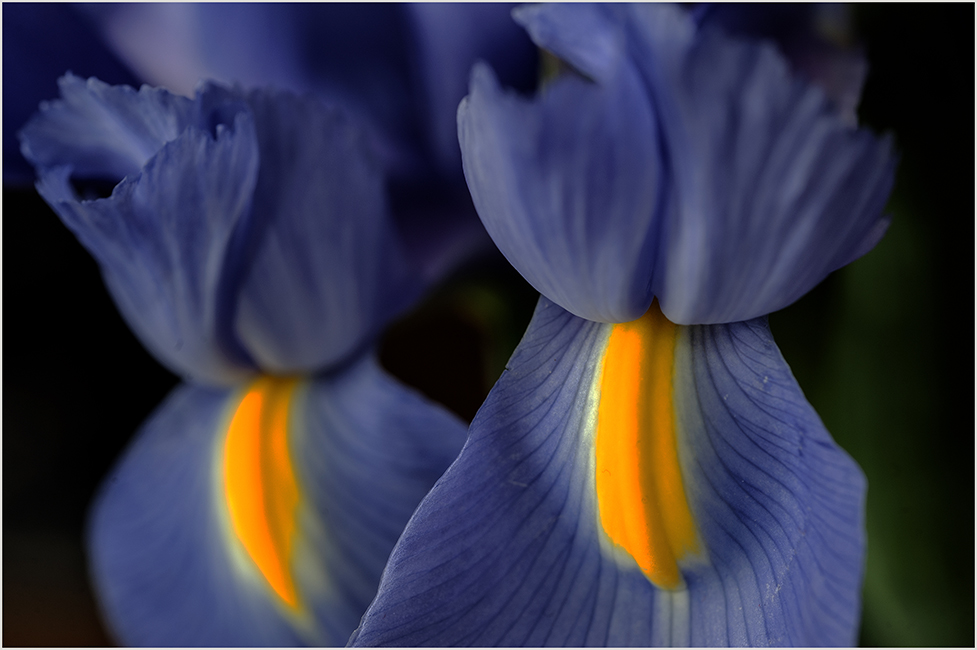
[3,4,973,646]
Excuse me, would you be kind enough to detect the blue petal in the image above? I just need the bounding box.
[459,5,894,326]
[19,74,196,181]
[2,4,140,184]
[407,3,538,178]
[623,5,896,324]
[233,87,419,373]
[89,354,467,646]
[23,77,260,385]
[696,4,869,127]
[350,297,865,646]
[512,4,626,83]
[90,4,421,174]
[458,61,663,324]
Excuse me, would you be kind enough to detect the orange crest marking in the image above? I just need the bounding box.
[595,302,699,589]
[223,376,302,608]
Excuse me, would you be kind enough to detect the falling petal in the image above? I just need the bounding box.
[89,354,467,645]
[351,297,865,646]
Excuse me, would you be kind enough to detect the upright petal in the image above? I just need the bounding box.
[2,4,140,184]
[624,4,895,324]
[458,4,894,326]
[407,4,538,178]
[459,60,662,324]
[21,77,260,384]
[19,74,195,182]
[696,4,869,127]
[89,355,467,646]
[233,87,419,373]
[351,297,865,646]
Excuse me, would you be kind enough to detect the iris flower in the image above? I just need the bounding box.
[19,76,469,645]
[81,3,539,282]
[351,5,895,646]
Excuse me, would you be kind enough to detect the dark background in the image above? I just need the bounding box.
[3,4,973,646]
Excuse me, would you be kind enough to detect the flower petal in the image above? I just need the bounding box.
[458,61,662,324]
[233,87,419,373]
[2,5,141,184]
[624,4,896,324]
[350,297,865,646]
[696,4,869,127]
[89,354,467,645]
[512,4,626,83]
[19,74,196,182]
[458,5,894,326]
[25,82,260,385]
[407,3,538,178]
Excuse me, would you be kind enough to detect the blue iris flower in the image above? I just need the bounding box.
[81,3,539,283]
[351,5,896,646]
[19,76,469,646]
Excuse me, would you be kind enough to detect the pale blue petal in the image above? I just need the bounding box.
[26,82,260,384]
[19,74,195,182]
[624,5,896,324]
[233,88,419,373]
[350,297,865,646]
[458,63,662,324]
[89,355,467,646]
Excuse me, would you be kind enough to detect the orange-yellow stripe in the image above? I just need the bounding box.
[224,376,302,608]
[595,302,699,589]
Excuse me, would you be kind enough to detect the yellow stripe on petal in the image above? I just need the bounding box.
[595,302,700,589]
[224,376,302,609]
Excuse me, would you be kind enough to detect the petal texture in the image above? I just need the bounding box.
[351,297,865,646]
[89,355,467,646]
[407,3,538,177]
[24,79,260,384]
[2,5,140,184]
[696,4,869,127]
[459,4,895,326]
[21,76,420,381]
[233,88,418,373]
[625,5,896,324]
[458,62,662,324]
[19,74,196,182]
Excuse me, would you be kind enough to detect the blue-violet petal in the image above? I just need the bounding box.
[350,297,865,646]
[459,62,662,324]
[89,355,467,646]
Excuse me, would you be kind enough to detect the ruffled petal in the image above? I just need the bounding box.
[89,355,467,646]
[624,5,896,324]
[90,4,421,173]
[350,297,865,646]
[233,87,418,373]
[458,5,894,326]
[458,62,662,324]
[26,85,259,384]
[19,74,196,182]
[2,5,141,184]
